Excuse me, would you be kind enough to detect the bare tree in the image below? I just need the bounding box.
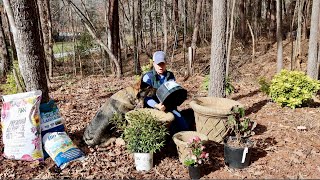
[3,0,50,102]
[37,0,54,78]
[108,0,122,74]
[209,0,227,97]
[276,0,283,72]
[191,0,203,60]
[307,0,320,79]
[162,0,168,53]
[0,8,10,77]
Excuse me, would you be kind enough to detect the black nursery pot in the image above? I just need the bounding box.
[188,166,201,179]
[224,136,253,169]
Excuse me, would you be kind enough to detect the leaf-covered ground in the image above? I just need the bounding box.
[1,39,320,179]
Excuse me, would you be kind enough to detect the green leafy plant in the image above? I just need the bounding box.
[184,136,209,167]
[141,59,153,75]
[258,77,270,95]
[123,111,168,153]
[269,70,320,109]
[202,75,234,95]
[0,62,25,95]
[109,112,127,133]
[225,76,235,95]
[227,105,256,145]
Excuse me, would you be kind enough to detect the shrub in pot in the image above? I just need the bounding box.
[224,105,256,169]
[123,110,168,171]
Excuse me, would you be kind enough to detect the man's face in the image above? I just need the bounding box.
[154,62,166,75]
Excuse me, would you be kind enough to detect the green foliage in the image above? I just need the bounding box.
[227,105,256,143]
[183,136,209,167]
[225,76,235,95]
[202,75,234,95]
[269,70,320,109]
[1,72,18,95]
[109,112,127,133]
[123,110,168,153]
[0,62,24,95]
[258,77,270,95]
[201,75,209,91]
[75,32,94,55]
[141,59,153,75]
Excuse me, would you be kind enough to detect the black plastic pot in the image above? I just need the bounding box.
[224,136,253,169]
[188,166,201,179]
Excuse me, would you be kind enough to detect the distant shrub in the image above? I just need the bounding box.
[0,62,24,95]
[269,70,320,109]
[202,75,234,95]
[141,59,153,75]
[258,77,270,95]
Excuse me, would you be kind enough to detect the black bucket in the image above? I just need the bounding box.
[224,136,252,169]
[156,81,187,110]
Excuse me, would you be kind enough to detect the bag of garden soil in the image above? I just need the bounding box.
[43,132,85,169]
[1,90,44,161]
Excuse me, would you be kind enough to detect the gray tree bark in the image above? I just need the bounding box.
[276,0,283,72]
[37,0,54,78]
[0,9,10,77]
[3,0,50,102]
[307,0,320,79]
[209,0,227,97]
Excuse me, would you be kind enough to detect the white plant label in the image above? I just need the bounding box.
[164,81,179,90]
[241,147,249,163]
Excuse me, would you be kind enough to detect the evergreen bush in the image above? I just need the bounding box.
[269,70,320,109]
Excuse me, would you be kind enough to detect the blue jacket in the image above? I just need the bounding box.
[142,69,175,107]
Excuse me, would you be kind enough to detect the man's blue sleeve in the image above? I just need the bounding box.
[142,74,157,108]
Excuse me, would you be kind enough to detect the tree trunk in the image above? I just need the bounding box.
[276,0,283,72]
[108,0,122,75]
[0,9,10,77]
[209,0,227,98]
[240,0,246,39]
[191,0,203,60]
[162,0,168,53]
[37,0,53,78]
[132,0,140,75]
[3,0,50,103]
[307,0,320,79]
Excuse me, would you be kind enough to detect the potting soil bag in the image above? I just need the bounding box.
[40,99,65,158]
[43,132,85,169]
[1,90,44,161]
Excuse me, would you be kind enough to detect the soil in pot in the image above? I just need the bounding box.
[224,136,253,169]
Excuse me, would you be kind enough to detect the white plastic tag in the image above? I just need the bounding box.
[241,147,248,163]
[164,81,179,90]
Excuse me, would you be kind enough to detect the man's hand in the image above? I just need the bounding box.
[155,103,166,111]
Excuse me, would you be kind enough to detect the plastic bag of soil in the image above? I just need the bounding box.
[43,132,85,169]
[1,90,44,161]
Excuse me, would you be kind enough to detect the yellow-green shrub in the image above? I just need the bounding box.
[269,70,320,109]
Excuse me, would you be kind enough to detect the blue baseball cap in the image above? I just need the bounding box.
[153,51,166,64]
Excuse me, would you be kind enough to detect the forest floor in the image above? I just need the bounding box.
[1,38,320,179]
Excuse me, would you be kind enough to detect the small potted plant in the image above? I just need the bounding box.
[224,105,257,169]
[184,136,209,179]
[123,110,168,171]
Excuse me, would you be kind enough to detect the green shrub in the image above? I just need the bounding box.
[141,59,153,75]
[269,69,320,109]
[0,62,24,95]
[202,75,234,95]
[258,77,270,95]
[123,111,168,153]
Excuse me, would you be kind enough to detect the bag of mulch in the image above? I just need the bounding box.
[1,90,44,161]
[43,132,85,169]
[40,99,65,158]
